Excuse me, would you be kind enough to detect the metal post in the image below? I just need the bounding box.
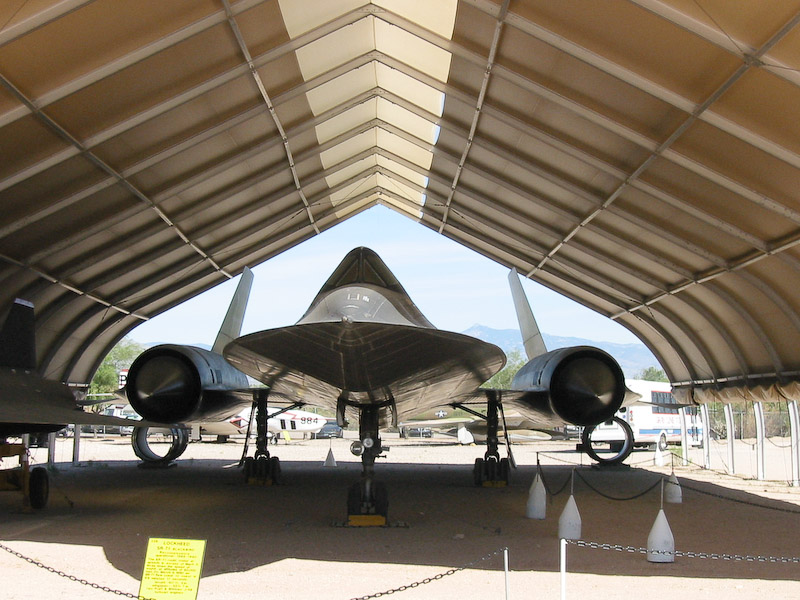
[47,432,56,464]
[503,547,509,600]
[560,538,567,600]
[679,407,688,467]
[724,403,735,475]
[754,402,765,481]
[700,403,710,469]
[789,400,800,487]
[72,424,81,464]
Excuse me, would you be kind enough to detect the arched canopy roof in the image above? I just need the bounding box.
[1,0,800,404]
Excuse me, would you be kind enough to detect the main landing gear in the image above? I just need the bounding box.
[460,391,514,487]
[0,437,49,509]
[240,389,282,485]
[346,405,389,526]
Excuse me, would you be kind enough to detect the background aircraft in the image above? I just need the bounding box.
[199,405,327,441]
[0,298,159,508]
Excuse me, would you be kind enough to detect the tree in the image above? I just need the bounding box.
[88,338,145,396]
[482,348,526,388]
[635,366,668,382]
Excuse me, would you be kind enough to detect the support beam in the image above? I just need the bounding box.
[789,400,800,487]
[72,424,81,465]
[700,403,711,470]
[724,403,735,475]
[679,407,689,467]
[754,401,766,481]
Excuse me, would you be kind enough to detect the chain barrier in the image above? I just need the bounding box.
[536,450,800,513]
[0,541,151,600]
[574,469,663,501]
[537,463,663,501]
[565,539,800,564]
[348,546,507,600]
[537,466,571,497]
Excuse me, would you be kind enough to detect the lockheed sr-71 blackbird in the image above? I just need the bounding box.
[0,299,162,508]
[125,248,629,525]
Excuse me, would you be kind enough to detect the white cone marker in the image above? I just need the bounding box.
[654,443,665,466]
[647,508,675,562]
[526,472,547,519]
[665,472,682,504]
[558,494,581,540]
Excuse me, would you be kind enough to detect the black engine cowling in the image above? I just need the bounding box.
[125,345,250,423]
[511,346,625,427]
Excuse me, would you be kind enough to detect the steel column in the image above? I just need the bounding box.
[679,407,689,466]
[700,403,711,469]
[789,400,800,486]
[754,401,766,480]
[724,403,735,475]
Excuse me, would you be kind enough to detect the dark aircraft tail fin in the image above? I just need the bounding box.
[0,298,36,370]
[212,267,254,354]
[508,268,547,359]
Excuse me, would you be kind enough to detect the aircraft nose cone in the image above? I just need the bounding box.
[134,356,193,401]
[559,356,618,406]
[552,353,624,426]
[127,353,201,422]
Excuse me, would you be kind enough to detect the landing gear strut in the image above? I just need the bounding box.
[241,389,281,485]
[347,405,388,526]
[468,391,512,487]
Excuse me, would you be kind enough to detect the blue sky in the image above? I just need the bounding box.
[127,206,640,346]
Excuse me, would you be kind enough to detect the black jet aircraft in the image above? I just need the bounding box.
[124,248,628,525]
[0,298,161,507]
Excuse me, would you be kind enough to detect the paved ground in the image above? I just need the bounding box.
[1,434,799,599]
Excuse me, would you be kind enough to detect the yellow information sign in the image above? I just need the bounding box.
[139,538,206,600]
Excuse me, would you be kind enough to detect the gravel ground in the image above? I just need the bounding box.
[1,433,799,599]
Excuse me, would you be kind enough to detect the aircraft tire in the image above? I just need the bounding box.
[485,457,497,481]
[269,456,281,484]
[473,458,484,486]
[243,457,254,480]
[347,482,362,515]
[256,455,269,479]
[373,481,388,517]
[29,467,49,510]
[499,457,510,484]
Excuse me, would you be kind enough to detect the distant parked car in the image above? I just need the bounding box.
[407,427,432,438]
[312,423,344,439]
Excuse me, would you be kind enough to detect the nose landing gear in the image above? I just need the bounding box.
[346,406,389,526]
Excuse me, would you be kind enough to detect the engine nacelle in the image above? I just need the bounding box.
[125,345,250,423]
[511,346,625,427]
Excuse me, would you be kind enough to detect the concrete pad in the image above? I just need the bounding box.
[1,436,799,599]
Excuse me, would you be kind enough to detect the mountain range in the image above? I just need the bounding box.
[461,325,659,378]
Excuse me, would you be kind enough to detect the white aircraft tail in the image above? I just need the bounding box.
[211,267,254,354]
[508,269,547,360]
[457,424,475,445]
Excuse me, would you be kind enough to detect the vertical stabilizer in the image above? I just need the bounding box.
[508,269,548,360]
[0,298,36,370]
[212,267,254,354]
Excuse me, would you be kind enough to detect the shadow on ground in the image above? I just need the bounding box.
[1,455,799,582]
